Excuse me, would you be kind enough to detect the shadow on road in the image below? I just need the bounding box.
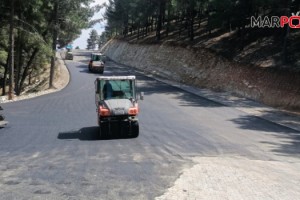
[58,127,99,140]
[79,69,92,74]
[230,115,299,133]
[230,115,300,157]
[58,126,134,140]
[75,64,89,69]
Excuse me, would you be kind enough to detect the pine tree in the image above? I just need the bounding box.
[87,29,98,50]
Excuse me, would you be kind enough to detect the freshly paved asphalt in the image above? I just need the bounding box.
[0,51,299,200]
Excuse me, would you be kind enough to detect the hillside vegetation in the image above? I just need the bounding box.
[101,0,300,111]
[100,0,300,71]
[0,0,100,97]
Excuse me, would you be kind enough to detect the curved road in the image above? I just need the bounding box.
[0,50,299,199]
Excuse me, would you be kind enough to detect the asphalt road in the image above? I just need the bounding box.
[0,50,299,200]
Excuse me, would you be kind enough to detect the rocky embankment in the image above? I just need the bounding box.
[102,39,300,111]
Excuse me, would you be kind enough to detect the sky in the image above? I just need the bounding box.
[72,0,108,49]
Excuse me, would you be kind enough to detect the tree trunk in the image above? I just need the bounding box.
[166,0,171,37]
[188,1,195,42]
[19,48,39,93]
[15,34,24,95]
[190,13,194,41]
[1,54,9,96]
[198,3,202,28]
[49,1,58,88]
[8,0,15,100]
[137,24,140,39]
[156,0,164,41]
[282,0,291,64]
[151,15,154,31]
[15,14,24,96]
[207,12,211,35]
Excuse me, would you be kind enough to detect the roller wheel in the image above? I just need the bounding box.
[130,121,139,138]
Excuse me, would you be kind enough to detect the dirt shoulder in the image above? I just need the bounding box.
[0,52,70,103]
[155,156,300,200]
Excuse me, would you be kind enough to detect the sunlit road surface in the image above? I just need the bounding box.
[0,50,299,200]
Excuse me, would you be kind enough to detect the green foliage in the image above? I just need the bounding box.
[87,29,98,50]
[0,27,9,68]
[103,0,298,37]
[102,0,299,68]
[0,0,97,95]
[57,0,95,47]
[98,32,108,49]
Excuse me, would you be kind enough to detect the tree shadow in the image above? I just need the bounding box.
[57,126,134,141]
[79,69,94,74]
[261,134,300,156]
[76,65,109,75]
[231,115,299,133]
[76,64,89,69]
[231,114,300,157]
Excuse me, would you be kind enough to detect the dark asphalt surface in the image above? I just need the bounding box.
[0,50,299,200]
